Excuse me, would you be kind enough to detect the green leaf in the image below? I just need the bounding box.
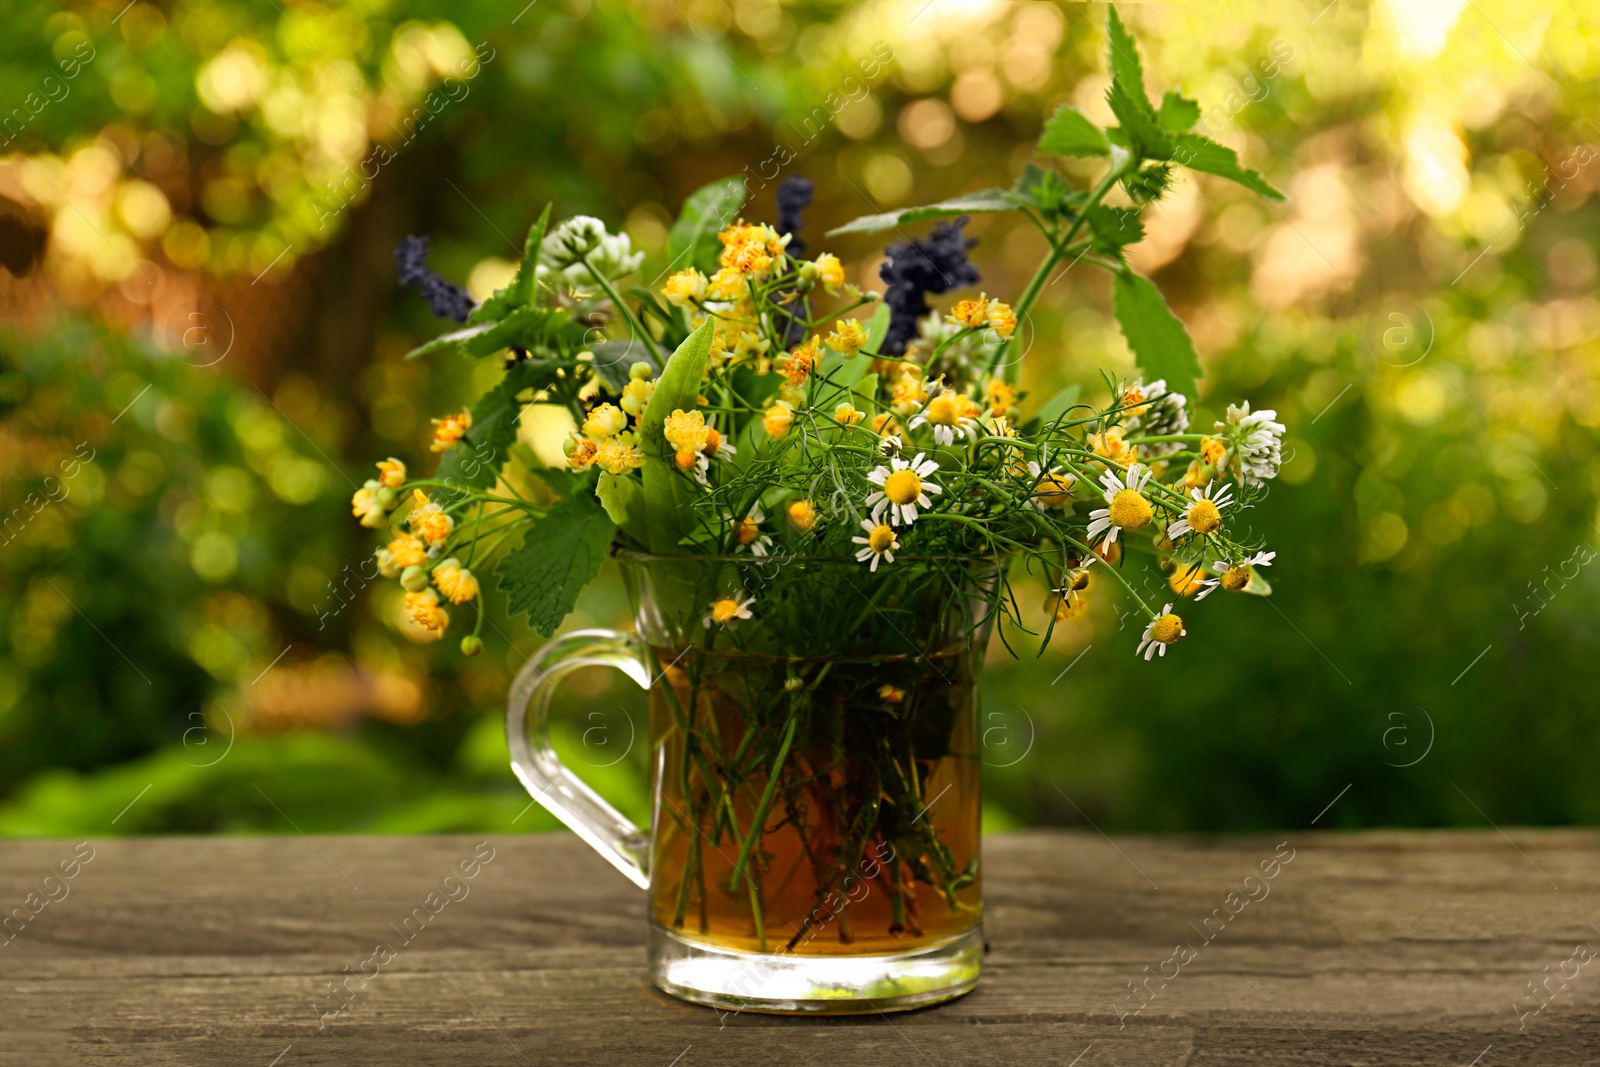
[462,306,591,359]
[1157,91,1200,134]
[1171,133,1286,200]
[467,205,552,325]
[666,176,746,276]
[1085,204,1144,255]
[1036,105,1110,158]
[497,494,616,637]
[434,358,558,490]
[825,190,1015,237]
[403,322,495,361]
[1105,5,1154,115]
[1112,271,1202,399]
[596,472,649,545]
[639,320,715,553]
[590,339,654,392]
[1107,83,1172,160]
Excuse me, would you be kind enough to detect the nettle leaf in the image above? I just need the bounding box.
[1171,133,1286,200]
[1112,270,1202,399]
[497,493,616,638]
[403,322,495,361]
[463,306,591,359]
[1036,105,1110,158]
[468,206,553,325]
[434,358,559,490]
[1157,91,1200,134]
[1085,204,1144,255]
[1107,83,1172,161]
[1012,163,1083,219]
[666,176,746,276]
[825,190,1015,237]
[1105,5,1154,116]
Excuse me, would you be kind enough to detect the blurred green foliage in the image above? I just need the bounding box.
[2,0,1599,838]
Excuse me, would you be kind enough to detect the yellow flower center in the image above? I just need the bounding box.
[787,500,817,532]
[1109,488,1152,529]
[1187,499,1222,534]
[925,395,958,427]
[883,469,922,505]
[1221,565,1251,591]
[1033,473,1074,508]
[1151,613,1184,644]
[711,599,743,624]
[1070,569,1091,591]
[734,517,759,545]
[867,524,896,552]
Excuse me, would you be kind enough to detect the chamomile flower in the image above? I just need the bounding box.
[866,453,942,526]
[908,390,978,446]
[1026,453,1075,511]
[1166,481,1234,540]
[731,505,772,556]
[1196,551,1276,600]
[1051,557,1095,619]
[704,595,755,628]
[1136,604,1186,660]
[1085,464,1154,549]
[852,519,900,571]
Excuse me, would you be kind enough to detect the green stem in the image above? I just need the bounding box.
[729,710,798,891]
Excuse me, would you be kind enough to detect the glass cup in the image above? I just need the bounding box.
[507,550,996,1013]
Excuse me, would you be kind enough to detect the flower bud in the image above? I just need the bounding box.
[401,565,430,592]
[629,361,654,381]
[460,635,484,657]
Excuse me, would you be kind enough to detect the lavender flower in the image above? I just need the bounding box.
[395,235,474,324]
[878,217,980,355]
[775,175,814,256]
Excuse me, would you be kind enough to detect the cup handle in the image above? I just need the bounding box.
[506,628,652,889]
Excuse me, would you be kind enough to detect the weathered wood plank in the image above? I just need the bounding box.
[2,830,1598,1065]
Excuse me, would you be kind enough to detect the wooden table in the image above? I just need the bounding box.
[4,830,1598,1065]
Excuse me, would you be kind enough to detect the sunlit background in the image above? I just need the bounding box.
[2,0,1597,838]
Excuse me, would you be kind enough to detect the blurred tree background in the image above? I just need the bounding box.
[1,0,1597,838]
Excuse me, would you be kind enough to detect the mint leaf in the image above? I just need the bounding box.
[1085,204,1144,255]
[1112,270,1201,399]
[1172,133,1286,200]
[825,190,1015,236]
[497,494,616,637]
[1037,105,1110,158]
[463,306,591,359]
[666,176,746,276]
[403,322,495,361]
[468,204,552,324]
[435,358,560,490]
[1157,91,1200,134]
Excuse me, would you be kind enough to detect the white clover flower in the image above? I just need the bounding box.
[1218,402,1286,487]
[537,216,644,291]
[1124,378,1189,456]
[866,453,942,526]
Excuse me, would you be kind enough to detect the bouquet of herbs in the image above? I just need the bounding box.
[352,8,1289,949]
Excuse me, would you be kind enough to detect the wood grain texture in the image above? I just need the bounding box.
[3,829,1599,1065]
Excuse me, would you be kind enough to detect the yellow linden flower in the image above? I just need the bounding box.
[595,434,645,475]
[888,373,928,416]
[387,534,428,570]
[566,435,599,472]
[663,409,711,455]
[584,403,628,440]
[351,482,386,528]
[404,589,449,634]
[984,379,1017,418]
[987,299,1016,338]
[814,253,845,293]
[787,499,818,532]
[620,377,655,419]
[662,268,708,307]
[877,684,905,705]
[1200,436,1227,467]
[432,558,480,604]
[949,295,989,330]
[707,266,747,300]
[430,411,472,453]
[376,458,407,489]
[1089,427,1137,467]
[834,402,863,426]
[779,336,820,389]
[1121,382,1151,419]
[764,401,794,438]
[826,318,867,356]
[1182,460,1213,491]
[413,509,453,546]
[870,412,898,436]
